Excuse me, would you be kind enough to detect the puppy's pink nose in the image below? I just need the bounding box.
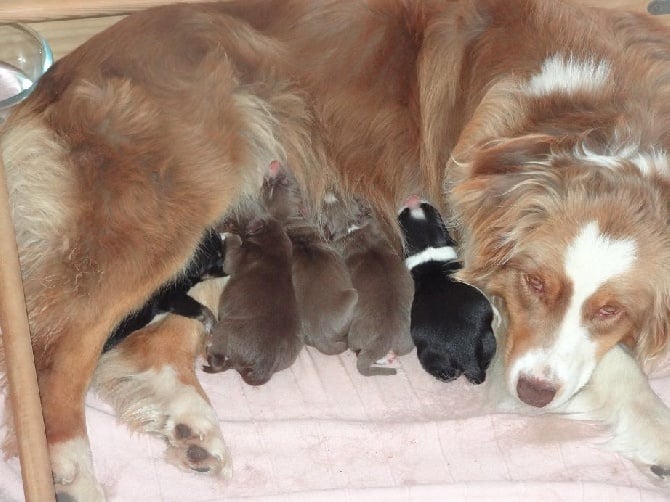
[516,375,556,408]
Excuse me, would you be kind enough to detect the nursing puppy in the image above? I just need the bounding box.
[262,162,358,355]
[326,198,414,375]
[203,217,302,385]
[399,197,496,384]
[102,229,226,352]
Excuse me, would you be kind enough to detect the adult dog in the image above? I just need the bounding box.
[2,0,670,499]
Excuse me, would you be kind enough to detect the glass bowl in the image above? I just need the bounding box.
[0,23,53,122]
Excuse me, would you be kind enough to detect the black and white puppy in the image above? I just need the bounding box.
[102,228,226,352]
[399,197,496,384]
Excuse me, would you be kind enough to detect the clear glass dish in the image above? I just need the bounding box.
[0,23,53,122]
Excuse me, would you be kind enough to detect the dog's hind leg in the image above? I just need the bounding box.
[32,325,111,501]
[92,278,232,477]
[559,344,670,483]
[1,117,241,500]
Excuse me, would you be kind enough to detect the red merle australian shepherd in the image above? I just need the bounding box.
[2,0,670,498]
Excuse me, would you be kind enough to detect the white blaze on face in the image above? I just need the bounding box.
[509,221,637,407]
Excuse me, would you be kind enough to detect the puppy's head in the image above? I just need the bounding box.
[261,161,304,222]
[242,217,292,256]
[398,197,455,257]
[204,349,273,385]
[204,327,296,385]
[321,194,372,242]
[415,280,496,384]
[450,134,670,408]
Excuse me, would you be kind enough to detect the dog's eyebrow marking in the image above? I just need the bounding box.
[525,53,611,96]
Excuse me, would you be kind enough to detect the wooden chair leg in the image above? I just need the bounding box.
[0,151,54,500]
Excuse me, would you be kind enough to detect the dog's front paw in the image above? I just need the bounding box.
[157,374,233,478]
[50,437,106,502]
[93,356,233,480]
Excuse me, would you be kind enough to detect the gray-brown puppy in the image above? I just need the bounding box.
[324,197,414,375]
[262,161,358,355]
[204,217,302,385]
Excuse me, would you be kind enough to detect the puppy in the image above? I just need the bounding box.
[399,197,496,384]
[325,197,414,375]
[102,229,226,352]
[262,162,357,355]
[204,217,302,385]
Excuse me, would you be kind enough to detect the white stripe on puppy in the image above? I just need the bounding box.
[405,246,458,270]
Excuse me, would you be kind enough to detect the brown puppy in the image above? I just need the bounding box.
[262,162,358,355]
[204,217,302,385]
[325,197,414,375]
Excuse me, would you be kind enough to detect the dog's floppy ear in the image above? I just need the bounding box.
[468,134,555,177]
[448,134,557,284]
[639,288,670,370]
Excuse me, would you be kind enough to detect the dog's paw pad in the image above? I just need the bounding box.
[165,420,232,478]
[651,464,670,478]
[175,423,193,440]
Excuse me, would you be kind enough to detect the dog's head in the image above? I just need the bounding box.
[450,134,670,408]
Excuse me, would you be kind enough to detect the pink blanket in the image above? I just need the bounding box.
[2,347,669,501]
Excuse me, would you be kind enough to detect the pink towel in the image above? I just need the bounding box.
[2,347,669,501]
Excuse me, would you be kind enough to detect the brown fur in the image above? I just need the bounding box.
[261,164,358,355]
[1,0,670,495]
[326,199,414,375]
[204,218,302,385]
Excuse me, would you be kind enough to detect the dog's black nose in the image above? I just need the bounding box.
[516,375,556,408]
